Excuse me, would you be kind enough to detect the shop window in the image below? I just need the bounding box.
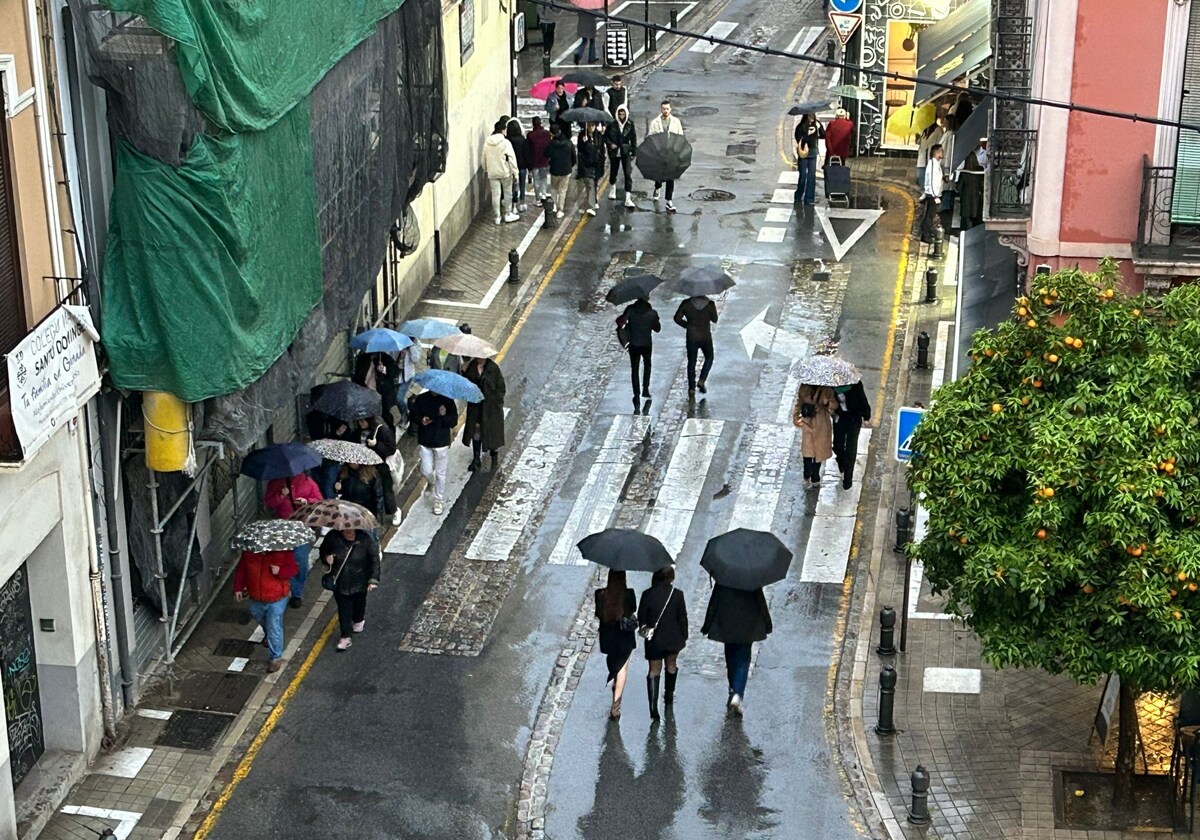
[459,0,476,64]
[881,21,921,149]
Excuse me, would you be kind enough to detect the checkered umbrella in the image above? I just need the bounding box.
[232,519,316,552]
[307,439,383,465]
[790,356,860,388]
[290,499,379,532]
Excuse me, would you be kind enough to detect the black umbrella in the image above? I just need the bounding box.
[577,528,673,572]
[561,69,611,87]
[672,265,735,297]
[700,529,793,590]
[240,442,323,480]
[635,131,694,183]
[787,100,830,116]
[606,272,665,305]
[309,380,383,423]
[559,106,614,124]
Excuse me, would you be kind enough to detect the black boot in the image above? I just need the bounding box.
[647,675,661,721]
[468,458,481,472]
[663,670,678,706]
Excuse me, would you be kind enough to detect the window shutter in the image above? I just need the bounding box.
[0,113,26,395]
[1173,4,1200,224]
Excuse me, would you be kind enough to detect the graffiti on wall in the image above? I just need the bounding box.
[0,566,44,788]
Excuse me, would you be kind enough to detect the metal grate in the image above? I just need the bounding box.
[155,710,233,751]
[689,189,735,201]
[682,106,719,117]
[213,638,261,658]
[172,671,259,714]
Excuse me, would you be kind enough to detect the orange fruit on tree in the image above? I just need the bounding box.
[1082,584,1095,594]
[1039,486,1055,498]
[1131,308,1141,318]
[1128,545,1144,557]
[1042,296,1054,306]
[1174,610,1183,620]
[1190,582,1198,592]
[1035,528,1047,540]
[1020,396,1031,406]
[1047,353,1059,363]
[1178,571,1188,581]
[1026,319,1038,329]
[1017,306,1028,317]
[1032,379,1043,388]
[991,403,1003,413]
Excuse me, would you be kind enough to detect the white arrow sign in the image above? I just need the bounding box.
[739,306,810,359]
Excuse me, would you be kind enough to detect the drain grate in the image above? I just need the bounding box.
[689,189,735,201]
[213,639,260,658]
[682,106,719,117]
[725,142,757,157]
[155,710,233,751]
[173,671,259,714]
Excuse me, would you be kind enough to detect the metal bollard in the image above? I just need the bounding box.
[908,765,932,825]
[826,41,835,61]
[670,8,678,28]
[894,507,913,552]
[876,665,897,735]
[876,605,897,656]
[915,331,930,369]
[542,196,557,230]
[924,267,938,303]
[508,248,520,284]
[931,223,945,259]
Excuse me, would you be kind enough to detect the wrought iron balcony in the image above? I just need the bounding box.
[1136,156,1200,262]
[987,128,1036,218]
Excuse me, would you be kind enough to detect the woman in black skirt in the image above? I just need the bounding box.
[595,570,637,720]
[638,565,688,722]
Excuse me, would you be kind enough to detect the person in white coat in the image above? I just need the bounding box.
[483,119,521,225]
[647,100,684,213]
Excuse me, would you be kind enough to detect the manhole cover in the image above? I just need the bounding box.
[725,142,757,156]
[173,672,259,714]
[155,710,233,751]
[683,106,719,117]
[689,189,735,201]
[213,639,260,658]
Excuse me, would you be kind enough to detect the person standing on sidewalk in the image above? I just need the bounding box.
[701,583,772,717]
[412,387,458,515]
[638,565,688,722]
[263,472,323,608]
[546,81,573,138]
[793,112,824,206]
[673,294,718,397]
[797,384,837,489]
[595,570,637,720]
[462,356,507,472]
[920,143,944,245]
[547,126,577,219]
[605,75,628,118]
[506,118,531,213]
[527,117,553,203]
[832,379,872,490]
[605,105,637,209]
[320,528,379,652]
[483,119,521,225]
[648,101,684,212]
[573,9,597,65]
[353,350,401,434]
[577,122,604,217]
[233,549,298,673]
[617,294,661,404]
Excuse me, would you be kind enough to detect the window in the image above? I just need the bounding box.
[459,0,475,64]
[1173,2,1200,223]
[0,111,26,396]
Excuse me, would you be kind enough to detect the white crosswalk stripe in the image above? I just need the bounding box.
[690,21,739,53]
[728,423,798,533]
[800,428,872,582]
[644,418,724,558]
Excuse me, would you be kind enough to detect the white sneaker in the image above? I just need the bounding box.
[653,188,661,200]
[433,500,444,515]
[593,202,600,210]
[503,212,520,223]
[624,195,635,208]
[556,210,564,219]
[392,510,403,526]
[586,207,597,216]
[666,201,676,213]
[608,186,617,200]
[494,217,502,225]
[518,203,527,212]
[729,694,743,716]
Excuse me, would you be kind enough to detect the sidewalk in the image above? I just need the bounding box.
[838,163,1178,840]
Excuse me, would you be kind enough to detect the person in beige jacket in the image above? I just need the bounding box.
[797,384,837,488]
[647,100,684,212]
[483,119,520,225]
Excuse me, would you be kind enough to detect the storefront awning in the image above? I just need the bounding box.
[914,0,992,105]
[954,227,1018,380]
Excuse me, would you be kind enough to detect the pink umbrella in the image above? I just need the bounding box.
[569,0,607,9]
[530,76,580,100]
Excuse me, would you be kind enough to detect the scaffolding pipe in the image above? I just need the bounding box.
[80,402,117,739]
[167,471,206,645]
[146,470,175,666]
[101,397,135,706]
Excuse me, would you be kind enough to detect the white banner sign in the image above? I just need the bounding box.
[6,305,101,458]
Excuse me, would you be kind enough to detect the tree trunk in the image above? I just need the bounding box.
[1113,679,1138,808]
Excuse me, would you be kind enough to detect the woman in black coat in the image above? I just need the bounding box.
[701,583,772,716]
[595,570,637,720]
[832,379,872,490]
[638,565,688,721]
[320,528,380,651]
[356,416,397,517]
[461,356,507,472]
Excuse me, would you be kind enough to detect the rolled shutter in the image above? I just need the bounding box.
[1172,4,1200,224]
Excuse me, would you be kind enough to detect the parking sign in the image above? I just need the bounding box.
[895,407,926,462]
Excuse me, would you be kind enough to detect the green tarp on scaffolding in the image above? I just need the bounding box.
[103,0,406,132]
[101,103,323,401]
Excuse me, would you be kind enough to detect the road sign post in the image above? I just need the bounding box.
[895,406,926,462]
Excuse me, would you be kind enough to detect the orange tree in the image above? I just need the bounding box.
[908,260,1200,806]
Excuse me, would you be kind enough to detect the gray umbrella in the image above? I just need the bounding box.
[308,438,383,465]
[790,356,861,387]
[232,519,316,552]
[559,107,614,124]
[671,266,735,297]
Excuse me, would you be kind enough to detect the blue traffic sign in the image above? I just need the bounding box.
[829,0,863,13]
[895,406,926,462]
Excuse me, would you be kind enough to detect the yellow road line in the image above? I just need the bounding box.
[193,614,339,838]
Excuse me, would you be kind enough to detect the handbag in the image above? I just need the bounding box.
[638,586,674,641]
[619,615,638,633]
[795,140,809,160]
[615,315,631,349]
[321,546,354,592]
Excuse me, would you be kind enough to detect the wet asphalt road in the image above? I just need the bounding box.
[206,0,912,836]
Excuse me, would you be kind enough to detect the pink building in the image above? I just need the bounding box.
[985,0,1196,294]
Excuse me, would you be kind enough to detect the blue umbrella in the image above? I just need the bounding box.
[349,328,413,353]
[398,319,461,340]
[241,442,323,481]
[412,369,484,403]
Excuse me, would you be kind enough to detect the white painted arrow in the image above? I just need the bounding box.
[739,306,810,359]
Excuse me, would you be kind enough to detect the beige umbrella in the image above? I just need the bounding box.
[291,499,379,531]
[308,438,383,465]
[432,333,499,359]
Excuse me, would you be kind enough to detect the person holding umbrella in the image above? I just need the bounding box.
[462,356,507,472]
[638,565,688,721]
[647,101,684,212]
[794,112,825,206]
[356,416,399,522]
[594,570,637,720]
[673,293,718,397]
[546,80,574,138]
[699,529,791,716]
[616,293,661,404]
[577,122,605,216]
[411,382,460,515]
[797,383,837,489]
[263,471,323,608]
[231,520,313,672]
[832,379,872,490]
[605,105,637,209]
[353,350,401,432]
[320,526,380,651]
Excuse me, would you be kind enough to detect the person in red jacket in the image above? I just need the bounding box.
[233,550,299,673]
[526,116,553,203]
[264,472,322,609]
[825,108,854,161]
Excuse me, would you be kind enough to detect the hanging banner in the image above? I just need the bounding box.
[6,305,102,458]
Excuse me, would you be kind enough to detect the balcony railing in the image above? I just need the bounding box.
[1136,156,1200,261]
[988,128,1036,218]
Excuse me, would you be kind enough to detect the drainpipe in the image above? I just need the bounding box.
[25,0,66,281]
[80,401,117,739]
[98,396,136,709]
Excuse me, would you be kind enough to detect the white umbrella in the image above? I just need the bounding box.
[432,333,499,359]
[790,356,861,387]
[308,438,383,465]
